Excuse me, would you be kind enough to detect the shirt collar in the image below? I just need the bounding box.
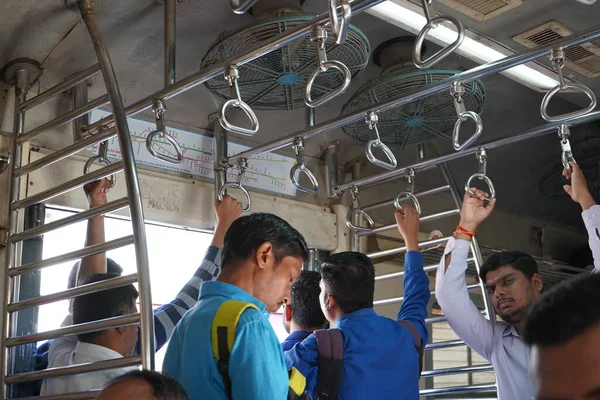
[200,281,266,312]
[285,330,312,343]
[337,307,377,323]
[74,341,123,361]
[502,323,521,338]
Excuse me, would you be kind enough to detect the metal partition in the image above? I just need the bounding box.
[0,0,153,397]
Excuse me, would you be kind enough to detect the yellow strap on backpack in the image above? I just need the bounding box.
[211,300,259,362]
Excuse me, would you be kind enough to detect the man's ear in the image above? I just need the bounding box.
[114,327,124,336]
[284,304,293,322]
[532,273,544,293]
[326,294,337,311]
[255,242,274,270]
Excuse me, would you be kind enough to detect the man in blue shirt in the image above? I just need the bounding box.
[285,206,429,399]
[163,213,309,400]
[282,271,327,351]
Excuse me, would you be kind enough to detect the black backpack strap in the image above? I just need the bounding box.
[398,320,424,376]
[315,329,344,400]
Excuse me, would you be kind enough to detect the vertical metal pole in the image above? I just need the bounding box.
[213,116,228,202]
[351,162,362,253]
[1,67,29,399]
[305,249,317,271]
[72,81,90,142]
[323,142,340,199]
[79,0,155,369]
[164,0,176,87]
[439,162,495,321]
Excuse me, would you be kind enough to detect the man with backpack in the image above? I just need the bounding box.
[163,213,310,400]
[285,205,429,399]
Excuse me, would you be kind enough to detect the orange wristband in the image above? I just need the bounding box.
[454,226,476,237]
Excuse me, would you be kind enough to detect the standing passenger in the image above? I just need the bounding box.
[285,206,429,399]
[282,271,327,351]
[435,161,600,399]
[163,213,309,400]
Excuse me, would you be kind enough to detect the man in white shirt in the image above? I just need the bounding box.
[435,161,600,400]
[40,273,140,394]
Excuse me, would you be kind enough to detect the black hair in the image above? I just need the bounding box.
[523,273,600,347]
[320,252,375,313]
[290,271,326,329]
[479,251,539,282]
[67,258,124,289]
[104,370,189,400]
[221,213,308,268]
[73,273,138,343]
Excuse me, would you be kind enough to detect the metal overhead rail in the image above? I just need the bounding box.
[338,110,600,193]
[223,24,600,168]
[84,0,387,135]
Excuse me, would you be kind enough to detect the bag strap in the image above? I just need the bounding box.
[398,320,424,376]
[211,300,259,400]
[315,329,344,400]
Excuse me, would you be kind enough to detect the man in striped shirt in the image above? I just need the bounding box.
[38,179,241,395]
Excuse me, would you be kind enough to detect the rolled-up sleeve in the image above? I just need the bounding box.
[435,238,494,360]
[582,205,600,273]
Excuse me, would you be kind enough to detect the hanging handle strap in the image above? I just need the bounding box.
[229,0,259,14]
[290,137,319,195]
[541,48,597,123]
[219,65,260,136]
[218,158,252,213]
[84,141,116,185]
[345,186,375,232]
[465,148,496,199]
[394,169,422,215]
[451,82,483,151]
[304,26,352,108]
[328,0,351,45]
[146,99,184,165]
[364,112,397,170]
[413,0,465,69]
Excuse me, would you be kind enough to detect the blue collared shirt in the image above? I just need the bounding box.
[285,251,429,400]
[282,330,312,352]
[163,281,288,400]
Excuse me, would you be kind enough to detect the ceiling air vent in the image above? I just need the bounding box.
[438,0,523,21]
[513,21,600,78]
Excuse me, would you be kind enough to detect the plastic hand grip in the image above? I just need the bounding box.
[366,140,398,170]
[413,16,465,69]
[453,111,483,151]
[394,192,422,215]
[290,164,319,194]
[218,182,252,213]
[219,99,260,136]
[345,208,375,232]
[465,173,496,200]
[146,130,184,164]
[305,61,352,108]
[540,83,597,123]
[84,156,116,186]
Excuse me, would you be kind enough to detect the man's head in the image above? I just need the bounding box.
[97,370,189,400]
[73,273,139,357]
[523,273,600,400]
[479,251,543,325]
[221,213,308,313]
[319,252,375,323]
[284,271,326,334]
[67,258,123,289]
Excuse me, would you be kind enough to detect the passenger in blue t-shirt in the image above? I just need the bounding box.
[163,213,309,400]
[285,205,430,400]
[281,271,327,352]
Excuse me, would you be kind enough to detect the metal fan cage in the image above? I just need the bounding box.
[201,15,370,111]
[341,70,486,149]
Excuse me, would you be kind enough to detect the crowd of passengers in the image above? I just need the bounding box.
[22,161,600,400]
